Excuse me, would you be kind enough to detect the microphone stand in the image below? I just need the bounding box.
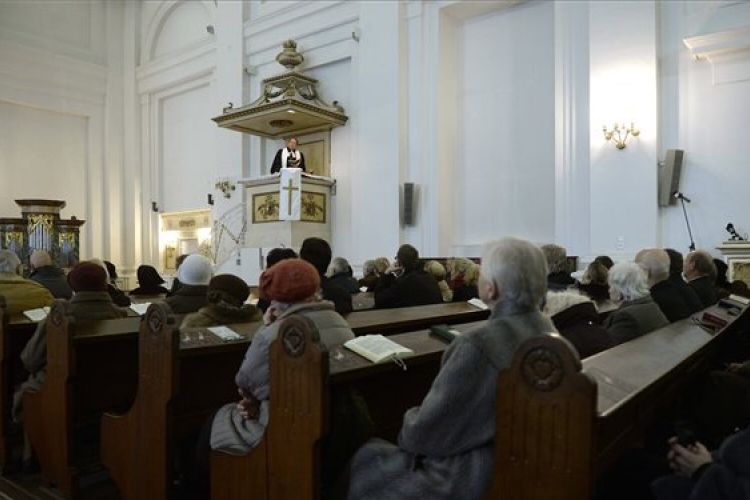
[674,192,696,251]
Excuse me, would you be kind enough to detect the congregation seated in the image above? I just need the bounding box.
[92,258,131,307]
[300,237,353,314]
[713,258,750,299]
[577,260,610,303]
[424,260,452,302]
[327,257,360,294]
[181,274,260,328]
[358,260,380,292]
[28,250,71,299]
[164,254,213,314]
[194,259,355,493]
[651,425,750,500]
[343,237,557,500]
[665,249,703,314]
[542,243,575,290]
[12,262,128,465]
[130,264,169,296]
[683,250,718,308]
[374,244,443,309]
[604,261,669,345]
[256,247,297,313]
[543,290,615,358]
[166,254,189,296]
[449,257,480,302]
[0,249,53,316]
[637,249,693,322]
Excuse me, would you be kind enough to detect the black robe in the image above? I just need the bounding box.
[270,148,306,174]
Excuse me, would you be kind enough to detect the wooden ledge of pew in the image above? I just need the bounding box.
[210,302,748,500]
[21,300,142,497]
[345,301,489,335]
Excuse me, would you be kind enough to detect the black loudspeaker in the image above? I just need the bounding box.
[403,183,416,226]
[658,149,685,207]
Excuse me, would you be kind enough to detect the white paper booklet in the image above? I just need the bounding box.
[467,298,489,310]
[344,335,414,364]
[208,326,244,341]
[23,307,51,322]
[129,303,151,316]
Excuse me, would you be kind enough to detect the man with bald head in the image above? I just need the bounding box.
[636,248,692,322]
[28,250,72,299]
[684,250,718,308]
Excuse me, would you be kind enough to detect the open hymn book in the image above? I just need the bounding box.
[23,307,51,322]
[344,335,414,365]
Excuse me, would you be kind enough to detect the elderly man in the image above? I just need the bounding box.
[684,250,718,308]
[344,237,558,500]
[300,237,353,314]
[541,244,575,290]
[636,249,692,322]
[0,250,53,316]
[28,250,72,299]
[374,244,442,309]
[665,249,703,314]
[327,257,360,294]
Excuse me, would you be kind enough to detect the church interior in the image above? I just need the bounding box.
[1,1,750,499]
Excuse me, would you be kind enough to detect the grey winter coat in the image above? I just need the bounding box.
[344,303,557,500]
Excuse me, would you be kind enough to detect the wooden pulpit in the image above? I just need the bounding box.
[239,175,334,248]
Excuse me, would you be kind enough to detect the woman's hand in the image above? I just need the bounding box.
[667,437,713,478]
[237,388,260,420]
[263,305,281,325]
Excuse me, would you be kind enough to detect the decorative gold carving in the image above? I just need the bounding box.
[58,233,75,247]
[522,347,564,392]
[276,39,304,70]
[301,192,326,223]
[253,193,281,223]
[27,214,54,233]
[4,232,23,247]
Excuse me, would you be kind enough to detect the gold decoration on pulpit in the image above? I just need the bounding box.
[58,233,75,246]
[253,193,281,223]
[731,261,750,287]
[301,193,326,223]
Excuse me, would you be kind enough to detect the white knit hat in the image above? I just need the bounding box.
[177,254,214,286]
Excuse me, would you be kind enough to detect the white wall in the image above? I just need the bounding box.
[455,3,556,248]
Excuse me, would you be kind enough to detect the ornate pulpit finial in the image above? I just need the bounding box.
[276,39,304,70]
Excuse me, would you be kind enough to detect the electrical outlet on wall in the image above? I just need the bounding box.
[616,236,625,250]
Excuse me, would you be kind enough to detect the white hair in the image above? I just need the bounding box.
[481,237,547,310]
[330,257,350,275]
[30,250,53,269]
[635,249,670,283]
[0,250,21,275]
[362,260,377,277]
[608,261,651,301]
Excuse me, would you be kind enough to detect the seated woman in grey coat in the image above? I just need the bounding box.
[343,237,558,500]
[604,261,669,344]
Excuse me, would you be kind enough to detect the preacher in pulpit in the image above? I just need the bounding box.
[270,137,306,173]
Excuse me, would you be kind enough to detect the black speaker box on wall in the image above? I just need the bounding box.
[403,182,416,226]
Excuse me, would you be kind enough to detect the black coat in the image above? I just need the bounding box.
[328,273,361,294]
[451,284,478,302]
[374,269,443,309]
[551,302,615,359]
[108,284,131,307]
[28,266,72,300]
[650,279,693,322]
[689,276,719,308]
[548,272,576,291]
[320,277,353,314]
[668,274,703,313]
[164,284,209,314]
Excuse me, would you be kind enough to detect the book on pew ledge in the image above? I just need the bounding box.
[207,326,245,341]
[344,335,414,365]
[23,307,51,322]
[430,324,462,343]
[129,303,151,316]
[467,298,488,310]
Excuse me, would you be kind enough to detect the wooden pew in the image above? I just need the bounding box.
[210,303,748,500]
[101,304,264,500]
[344,301,488,335]
[21,300,141,497]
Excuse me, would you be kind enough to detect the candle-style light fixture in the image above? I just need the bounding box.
[215,179,236,199]
[603,122,640,150]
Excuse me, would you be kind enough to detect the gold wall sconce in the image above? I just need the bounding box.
[215,179,236,198]
[603,122,640,149]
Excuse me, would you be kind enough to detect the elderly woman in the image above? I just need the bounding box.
[450,258,480,302]
[604,261,669,344]
[544,290,615,359]
[130,264,169,296]
[343,237,557,500]
[359,260,380,292]
[577,260,610,303]
[181,274,260,328]
[542,243,575,290]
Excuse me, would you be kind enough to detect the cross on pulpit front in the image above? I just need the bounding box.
[283,178,299,216]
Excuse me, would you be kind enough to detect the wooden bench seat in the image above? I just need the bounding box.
[21,300,142,497]
[344,301,488,335]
